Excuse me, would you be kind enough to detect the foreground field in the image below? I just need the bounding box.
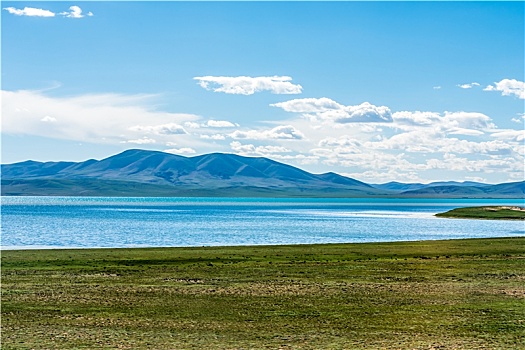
[2,238,525,349]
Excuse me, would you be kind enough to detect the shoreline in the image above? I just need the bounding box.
[2,235,525,252]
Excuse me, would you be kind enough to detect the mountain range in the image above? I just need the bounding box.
[1,149,524,198]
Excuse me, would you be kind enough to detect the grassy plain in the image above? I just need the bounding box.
[2,238,525,349]
[436,206,525,220]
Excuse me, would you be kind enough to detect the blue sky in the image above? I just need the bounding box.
[2,1,524,183]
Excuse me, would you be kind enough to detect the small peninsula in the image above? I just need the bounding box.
[436,206,525,220]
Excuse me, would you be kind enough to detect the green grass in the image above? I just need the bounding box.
[436,206,525,220]
[2,238,525,349]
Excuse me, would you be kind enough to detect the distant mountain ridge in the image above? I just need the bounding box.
[1,149,524,198]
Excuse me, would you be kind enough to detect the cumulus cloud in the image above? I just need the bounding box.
[392,111,440,126]
[484,79,525,99]
[200,134,227,140]
[443,111,496,130]
[183,120,238,129]
[392,111,496,132]
[229,141,318,164]
[317,136,362,154]
[184,122,201,129]
[458,82,480,89]
[271,98,392,123]
[165,148,196,155]
[230,141,292,155]
[129,123,187,135]
[272,97,341,113]
[194,76,302,95]
[3,6,55,17]
[364,129,514,156]
[511,113,525,124]
[230,125,305,140]
[205,120,237,128]
[4,5,92,18]
[60,6,92,18]
[122,137,156,145]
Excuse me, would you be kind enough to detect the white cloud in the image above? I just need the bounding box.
[433,86,441,90]
[271,98,392,123]
[3,6,55,17]
[272,97,341,113]
[230,141,292,156]
[424,155,522,174]
[194,76,302,95]
[165,148,196,155]
[443,111,496,130]
[342,103,392,123]
[392,111,496,132]
[364,129,513,156]
[447,128,485,136]
[205,120,237,128]
[392,111,439,126]
[184,122,201,129]
[490,129,525,142]
[2,89,200,144]
[184,120,238,128]
[200,134,227,140]
[129,123,187,135]
[4,88,522,183]
[4,5,92,18]
[40,116,57,123]
[484,79,525,99]
[511,113,525,124]
[318,136,362,154]
[311,137,523,182]
[122,137,156,145]
[343,169,422,183]
[59,6,91,18]
[458,82,480,89]
[230,125,305,140]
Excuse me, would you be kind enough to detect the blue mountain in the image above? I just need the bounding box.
[1,149,523,198]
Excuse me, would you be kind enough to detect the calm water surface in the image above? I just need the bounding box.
[1,197,524,249]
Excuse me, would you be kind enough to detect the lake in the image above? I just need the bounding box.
[1,197,524,250]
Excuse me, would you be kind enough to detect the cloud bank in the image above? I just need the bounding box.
[3,87,523,183]
[194,76,302,95]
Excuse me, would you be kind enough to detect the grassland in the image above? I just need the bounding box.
[436,206,525,220]
[2,238,525,349]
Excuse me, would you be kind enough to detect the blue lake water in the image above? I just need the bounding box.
[1,197,524,250]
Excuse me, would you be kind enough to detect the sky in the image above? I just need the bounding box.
[2,1,524,184]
